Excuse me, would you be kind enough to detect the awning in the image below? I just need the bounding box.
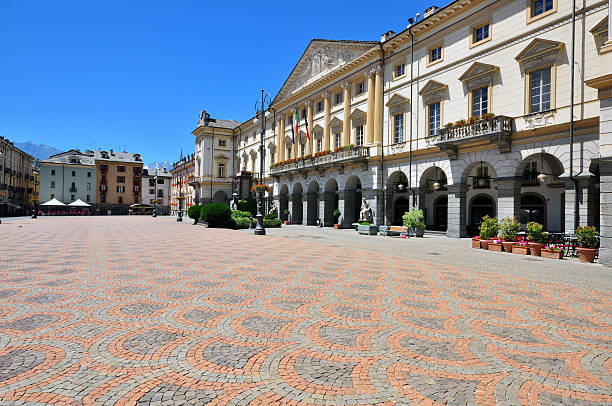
[40,198,66,206]
[130,203,153,208]
[68,199,91,207]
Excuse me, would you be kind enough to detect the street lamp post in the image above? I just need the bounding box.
[153,164,158,218]
[177,173,183,222]
[252,89,275,236]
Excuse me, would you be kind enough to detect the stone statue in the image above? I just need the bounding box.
[269,201,278,216]
[359,198,373,223]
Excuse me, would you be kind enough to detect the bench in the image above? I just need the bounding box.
[379,226,408,237]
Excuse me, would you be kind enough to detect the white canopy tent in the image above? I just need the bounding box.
[68,199,91,207]
[40,198,66,206]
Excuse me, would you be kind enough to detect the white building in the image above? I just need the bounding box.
[142,167,172,215]
[39,150,96,205]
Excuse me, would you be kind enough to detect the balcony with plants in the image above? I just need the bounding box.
[270,145,370,175]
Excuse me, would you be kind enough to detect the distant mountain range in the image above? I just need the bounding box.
[13,141,62,160]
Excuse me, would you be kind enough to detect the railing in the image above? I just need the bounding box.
[472,177,491,189]
[188,176,233,184]
[434,115,513,145]
[521,175,540,187]
[270,146,370,175]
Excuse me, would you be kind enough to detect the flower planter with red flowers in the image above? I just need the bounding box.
[541,248,563,259]
[284,221,290,225]
[513,242,530,255]
[488,240,503,252]
[334,224,341,229]
[472,237,481,249]
[480,240,489,250]
[574,226,599,263]
[250,184,271,194]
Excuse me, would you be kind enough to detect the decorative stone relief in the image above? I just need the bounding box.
[524,111,556,129]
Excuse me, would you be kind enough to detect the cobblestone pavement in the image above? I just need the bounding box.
[0,217,610,405]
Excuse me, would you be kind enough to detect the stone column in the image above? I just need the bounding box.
[323,91,331,151]
[496,178,520,221]
[340,191,356,228]
[564,176,593,233]
[373,65,384,145]
[337,191,346,227]
[291,113,298,159]
[446,184,467,238]
[342,81,351,146]
[384,189,394,225]
[302,192,311,225]
[307,101,314,155]
[278,116,285,162]
[319,192,328,226]
[366,70,376,145]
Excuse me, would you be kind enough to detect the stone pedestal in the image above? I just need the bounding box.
[446,184,467,238]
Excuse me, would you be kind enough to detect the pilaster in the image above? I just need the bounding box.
[446,184,468,238]
[342,81,351,147]
[323,91,331,151]
[564,176,593,233]
[366,70,376,145]
[496,178,520,221]
[306,101,314,155]
[373,65,384,144]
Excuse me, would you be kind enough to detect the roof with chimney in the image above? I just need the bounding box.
[88,149,144,164]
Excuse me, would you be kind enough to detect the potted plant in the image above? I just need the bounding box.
[541,245,563,259]
[478,215,498,249]
[513,240,530,255]
[488,238,503,252]
[472,236,481,249]
[333,209,342,229]
[575,226,599,263]
[402,208,425,237]
[526,221,547,256]
[283,209,290,225]
[357,221,379,235]
[499,217,520,253]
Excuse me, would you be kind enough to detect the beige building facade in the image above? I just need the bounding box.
[171,154,196,217]
[194,0,611,264]
[0,136,37,217]
[94,149,144,215]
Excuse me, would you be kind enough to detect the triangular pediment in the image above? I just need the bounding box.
[590,16,608,35]
[330,117,343,127]
[458,62,499,82]
[515,38,564,62]
[385,94,409,106]
[284,135,294,145]
[419,80,447,96]
[350,108,366,119]
[313,124,324,133]
[273,39,377,104]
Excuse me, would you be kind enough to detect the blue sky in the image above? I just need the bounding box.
[0,0,441,163]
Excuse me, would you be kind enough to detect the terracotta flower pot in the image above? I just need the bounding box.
[284,221,290,225]
[480,240,489,250]
[334,224,341,229]
[541,249,563,259]
[472,240,481,249]
[528,242,545,257]
[501,242,515,253]
[576,247,597,263]
[513,246,530,255]
[488,243,503,252]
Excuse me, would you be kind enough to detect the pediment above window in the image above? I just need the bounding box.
[215,154,230,162]
[330,117,343,128]
[385,94,409,107]
[284,135,294,145]
[458,62,499,89]
[313,124,324,139]
[515,38,564,64]
[590,17,608,48]
[350,108,366,126]
[419,80,448,104]
[249,150,258,157]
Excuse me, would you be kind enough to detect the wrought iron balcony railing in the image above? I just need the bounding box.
[270,146,370,175]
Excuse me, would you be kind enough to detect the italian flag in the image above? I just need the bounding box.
[294,108,300,136]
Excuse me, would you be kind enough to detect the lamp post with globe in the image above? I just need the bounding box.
[252,89,275,236]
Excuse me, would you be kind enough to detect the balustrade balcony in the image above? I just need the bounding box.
[270,146,370,175]
[428,115,513,160]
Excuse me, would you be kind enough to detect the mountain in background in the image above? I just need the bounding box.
[146,161,174,172]
[13,141,62,160]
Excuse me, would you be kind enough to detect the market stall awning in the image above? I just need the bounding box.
[68,199,91,207]
[130,203,153,208]
[40,198,66,206]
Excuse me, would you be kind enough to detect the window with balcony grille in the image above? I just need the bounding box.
[428,102,441,137]
[335,133,341,149]
[394,114,404,143]
[356,126,364,146]
[317,138,322,152]
[472,87,488,117]
[117,186,125,193]
[522,161,539,186]
[530,67,551,113]
[218,163,226,178]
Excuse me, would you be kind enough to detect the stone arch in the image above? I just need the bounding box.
[386,171,410,225]
[343,175,362,226]
[450,150,503,185]
[212,190,227,203]
[323,178,339,226]
[418,166,449,230]
[306,180,319,225]
[291,182,303,224]
[279,184,289,222]
[469,193,496,236]
[520,192,547,229]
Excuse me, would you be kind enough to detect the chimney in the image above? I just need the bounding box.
[110,148,114,156]
[380,30,396,43]
[162,166,166,172]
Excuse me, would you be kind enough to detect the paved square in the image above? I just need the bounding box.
[0,217,611,405]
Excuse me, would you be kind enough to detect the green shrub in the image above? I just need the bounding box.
[234,217,250,229]
[402,208,425,231]
[187,205,201,220]
[226,218,237,230]
[200,203,231,228]
[237,199,257,216]
[263,218,282,228]
[479,215,498,240]
[359,221,371,226]
[499,217,520,242]
[265,212,277,220]
[526,221,547,243]
[231,210,252,219]
[283,209,290,216]
[575,225,599,248]
[333,209,341,221]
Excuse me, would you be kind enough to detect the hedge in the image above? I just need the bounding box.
[187,205,201,220]
[234,217,250,229]
[231,210,252,219]
[237,199,257,216]
[200,203,231,228]
[263,218,282,228]
[264,212,277,220]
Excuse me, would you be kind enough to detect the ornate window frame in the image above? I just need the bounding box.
[458,62,498,117]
